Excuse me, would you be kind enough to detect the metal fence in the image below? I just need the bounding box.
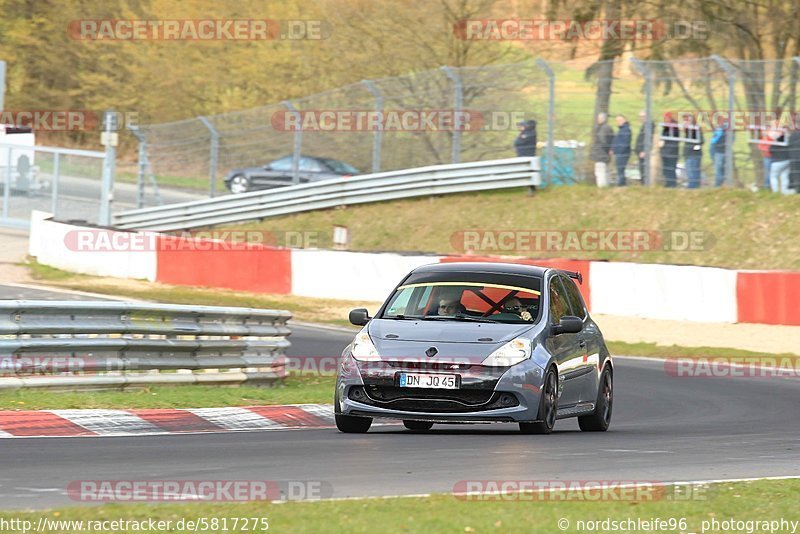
[0,301,291,390]
[114,157,540,231]
[0,143,107,229]
[130,56,800,200]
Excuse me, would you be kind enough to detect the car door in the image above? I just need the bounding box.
[298,157,326,182]
[544,274,584,407]
[559,275,598,404]
[256,156,295,187]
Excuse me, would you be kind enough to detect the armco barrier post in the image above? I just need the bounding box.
[281,100,303,185]
[441,67,463,164]
[631,58,653,186]
[535,59,555,185]
[361,79,383,174]
[198,116,220,198]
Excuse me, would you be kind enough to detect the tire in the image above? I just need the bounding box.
[578,366,613,432]
[403,420,434,431]
[335,414,372,433]
[520,366,558,434]
[228,174,250,194]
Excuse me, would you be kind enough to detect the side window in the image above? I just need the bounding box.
[299,157,324,172]
[269,156,293,171]
[548,277,569,324]
[561,276,587,320]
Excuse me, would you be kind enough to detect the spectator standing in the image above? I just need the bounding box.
[590,112,614,188]
[659,112,680,187]
[635,110,653,185]
[709,117,730,187]
[758,119,780,189]
[789,129,800,193]
[612,114,631,186]
[682,114,704,189]
[514,119,537,157]
[770,128,797,194]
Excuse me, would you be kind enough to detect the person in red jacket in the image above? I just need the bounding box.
[758,119,779,190]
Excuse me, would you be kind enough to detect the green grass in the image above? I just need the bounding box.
[115,170,213,191]
[0,375,335,410]
[221,184,800,270]
[0,479,797,533]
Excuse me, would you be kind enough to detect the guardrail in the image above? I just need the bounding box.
[114,157,540,231]
[0,301,291,390]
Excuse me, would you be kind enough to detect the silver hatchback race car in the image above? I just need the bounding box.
[335,262,613,434]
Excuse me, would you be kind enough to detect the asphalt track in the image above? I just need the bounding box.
[1,284,799,510]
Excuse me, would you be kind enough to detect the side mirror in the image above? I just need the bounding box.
[551,315,583,335]
[349,308,370,326]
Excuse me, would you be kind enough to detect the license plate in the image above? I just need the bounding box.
[399,372,458,389]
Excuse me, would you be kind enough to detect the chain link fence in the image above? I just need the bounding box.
[130,56,800,202]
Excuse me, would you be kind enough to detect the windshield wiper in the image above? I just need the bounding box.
[420,314,500,324]
[384,314,421,320]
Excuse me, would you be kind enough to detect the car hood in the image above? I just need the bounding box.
[367,319,534,363]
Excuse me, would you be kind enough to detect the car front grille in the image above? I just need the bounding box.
[348,385,519,413]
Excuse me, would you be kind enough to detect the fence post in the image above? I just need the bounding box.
[128,125,163,207]
[631,58,653,186]
[794,57,800,113]
[441,67,463,164]
[712,56,737,187]
[198,116,219,198]
[51,152,60,215]
[535,59,555,185]
[0,61,5,111]
[361,80,383,173]
[3,147,10,221]
[98,110,117,226]
[281,101,302,184]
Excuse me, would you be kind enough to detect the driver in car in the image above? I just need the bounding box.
[503,297,533,321]
[437,298,466,315]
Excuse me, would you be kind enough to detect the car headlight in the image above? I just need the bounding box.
[350,329,381,361]
[481,337,532,367]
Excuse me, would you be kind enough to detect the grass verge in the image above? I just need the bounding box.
[220,185,800,270]
[0,479,797,533]
[0,375,336,410]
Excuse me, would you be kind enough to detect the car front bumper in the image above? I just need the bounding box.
[336,357,546,423]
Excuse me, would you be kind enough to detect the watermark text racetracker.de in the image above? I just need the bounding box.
[69,19,331,40]
[453,480,711,502]
[453,19,709,41]
[63,229,321,252]
[68,479,331,502]
[665,357,800,379]
[270,109,533,132]
[450,230,713,254]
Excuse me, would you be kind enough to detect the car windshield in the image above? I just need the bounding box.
[381,280,541,324]
[321,158,359,174]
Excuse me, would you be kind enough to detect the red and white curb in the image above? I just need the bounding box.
[0,403,349,438]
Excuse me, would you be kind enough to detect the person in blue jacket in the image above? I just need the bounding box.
[612,114,632,186]
[709,117,731,186]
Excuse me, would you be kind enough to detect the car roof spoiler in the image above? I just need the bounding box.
[562,270,583,285]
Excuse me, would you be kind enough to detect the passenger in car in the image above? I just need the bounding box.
[503,297,533,321]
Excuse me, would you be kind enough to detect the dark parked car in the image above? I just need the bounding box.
[224,155,360,193]
[335,262,614,434]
